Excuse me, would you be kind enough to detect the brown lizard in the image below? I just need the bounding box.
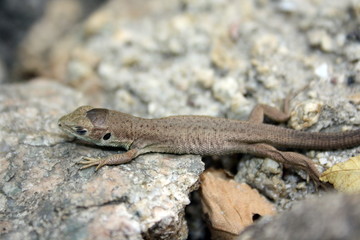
[58,103,360,184]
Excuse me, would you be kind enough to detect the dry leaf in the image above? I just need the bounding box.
[320,156,360,193]
[200,169,276,238]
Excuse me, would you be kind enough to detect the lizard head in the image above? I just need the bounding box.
[58,106,112,146]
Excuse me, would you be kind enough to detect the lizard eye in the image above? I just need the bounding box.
[74,126,87,135]
[103,133,111,140]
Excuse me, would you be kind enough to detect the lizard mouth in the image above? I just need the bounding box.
[57,123,76,141]
[58,120,75,135]
[58,124,73,136]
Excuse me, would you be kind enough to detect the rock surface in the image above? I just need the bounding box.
[3,0,360,239]
[238,193,360,240]
[0,80,204,240]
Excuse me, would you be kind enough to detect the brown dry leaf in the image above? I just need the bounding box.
[320,156,360,193]
[200,169,276,238]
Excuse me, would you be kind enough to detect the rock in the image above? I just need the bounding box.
[238,193,360,240]
[0,80,204,240]
[307,29,335,52]
[289,100,323,130]
[15,0,103,80]
[6,0,360,238]
[314,63,330,80]
[345,44,360,62]
[212,77,239,104]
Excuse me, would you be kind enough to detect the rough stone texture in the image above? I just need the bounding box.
[238,193,360,240]
[4,0,360,239]
[18,0,360,116]
[235,82,360,210]
[0,80,204,240]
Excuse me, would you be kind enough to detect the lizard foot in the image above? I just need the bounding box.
[78,157,107,170]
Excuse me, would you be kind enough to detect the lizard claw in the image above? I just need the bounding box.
[78,157,106,170]
[95,160,107,171]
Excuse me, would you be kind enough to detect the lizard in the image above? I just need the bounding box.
[58,102,360,184]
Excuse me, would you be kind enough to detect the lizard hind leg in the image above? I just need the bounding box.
[244,143,321,185]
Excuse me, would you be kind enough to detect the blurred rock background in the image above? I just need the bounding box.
[0,0,105,82]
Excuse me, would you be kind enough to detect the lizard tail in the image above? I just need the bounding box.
[281,128,360,150]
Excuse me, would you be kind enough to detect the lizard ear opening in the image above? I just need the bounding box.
[103,132,111,140]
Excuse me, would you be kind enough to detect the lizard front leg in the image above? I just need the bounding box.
[78,149,140,170]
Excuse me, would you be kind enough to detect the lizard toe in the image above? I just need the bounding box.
[78,157,101,169]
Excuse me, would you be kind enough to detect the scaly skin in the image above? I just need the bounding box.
[58,105,360,184]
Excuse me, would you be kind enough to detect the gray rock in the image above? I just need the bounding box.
[5,0,360,239]
[238,193,360,240]
[0,80,204,240]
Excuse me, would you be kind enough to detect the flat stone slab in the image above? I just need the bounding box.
[0,80,204,240]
